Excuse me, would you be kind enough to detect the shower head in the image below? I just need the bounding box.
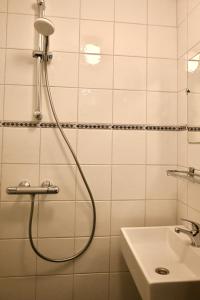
[34,17,55,36]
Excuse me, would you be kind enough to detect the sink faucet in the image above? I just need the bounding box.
[175,218,200,247]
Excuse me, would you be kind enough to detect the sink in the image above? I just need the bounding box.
[121,226,200,300]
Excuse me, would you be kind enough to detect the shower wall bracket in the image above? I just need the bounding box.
[33,50,53,61]
[7,181,59,195]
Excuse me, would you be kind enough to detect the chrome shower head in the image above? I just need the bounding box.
[34,17,55,36]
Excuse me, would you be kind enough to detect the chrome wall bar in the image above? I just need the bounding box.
[7,181,59,195]
[167,167,200,183]
[33,0,45,122]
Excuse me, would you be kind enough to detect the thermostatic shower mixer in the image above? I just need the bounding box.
[7,181,59,195]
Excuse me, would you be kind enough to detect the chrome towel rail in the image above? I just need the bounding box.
[7,181,59,195]
[167,167,200,183]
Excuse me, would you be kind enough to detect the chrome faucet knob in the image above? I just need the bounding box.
[18,181,30,187]
[175,218,200,247]
[41,181,52,187]
[180,218,200,235]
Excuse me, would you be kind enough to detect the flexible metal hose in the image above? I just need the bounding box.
[28,61,96,262]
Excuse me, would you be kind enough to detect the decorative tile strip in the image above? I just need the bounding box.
[179,125,188,131]
[188,127,200,132]
[112,124,145,130]
[0,121,191,132]
[145,125,180,131]
[40,122,76,129]
[77,123,111,130]
[1,121,39,128]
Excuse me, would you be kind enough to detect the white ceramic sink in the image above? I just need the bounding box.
[121,226,200,300]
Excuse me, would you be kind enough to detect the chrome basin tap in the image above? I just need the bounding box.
[175,218,200,247]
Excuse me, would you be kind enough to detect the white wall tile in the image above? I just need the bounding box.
[178,176,188,204]
[114,56,146,90]
[188,206,200,223]
[79,54,113,89]
[0,277,35,300]
[112,131,146,164]
[81,0,114,21]
[7,14,35,50]
[146,199,177,226]
[188,3,200,49]
[48,52,79,87]
[76,165,111,201]
[74,274,109,300]
[115,23,146,57]
[147,131,178,165]
[0,0,7,12]
[188,0,200,12]
[8,0,35,14]
[148,26,177,59]
[4,85,35,121]
[0,239,36,277]
[188,182,200,211]
[36,276,73,300]
[177,0,187,25]
[75,201,110,237]
[37,238,74,275]
[74,237,110,273]
[178,91,187,124]
[0,85,4,120]
[0,128,2,162]
[39,165,76,201]
[147,58,177,92]
[110,236,127,272]
[111,200,145,235]
[0,201,37,238]
[148,0,176,26]
[43,87,78,123]
[109,272,141,300]
[1,164,39,202]
[177,201,188,223]
[146,165,178,199]
[50,17,79,52]
[147,92,177,125]
[178,131,188,167]
[80,20,114,55]
[40,128,77,165]
[188,93,200,126]
[0,49,5,84]
[46,0,80,18]
[178,56,187,91]
[78,89,112,123]
[178,20,188,58]
[112,165,145,200]
[5,49,34,85]
[2,127,40,163]
[0,13,7,48]
[113,90,146,124]
[77,130,112,164]
[188,143,200,169]
[115,0,147,24]
[38,201,75,238]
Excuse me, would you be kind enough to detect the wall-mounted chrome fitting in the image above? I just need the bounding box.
[7,181,59,195]
[33,50,53,61]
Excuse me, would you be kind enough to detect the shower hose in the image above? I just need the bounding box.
[28,60,96,263]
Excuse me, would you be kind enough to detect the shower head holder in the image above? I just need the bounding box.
[33,50,53,61]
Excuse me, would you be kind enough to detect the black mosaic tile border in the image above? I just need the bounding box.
[0,121,188,131]
[188,127,200,132]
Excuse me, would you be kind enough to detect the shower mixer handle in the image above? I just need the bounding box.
[7,181,59,195]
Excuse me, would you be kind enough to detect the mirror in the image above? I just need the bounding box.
[187,49,200,143]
